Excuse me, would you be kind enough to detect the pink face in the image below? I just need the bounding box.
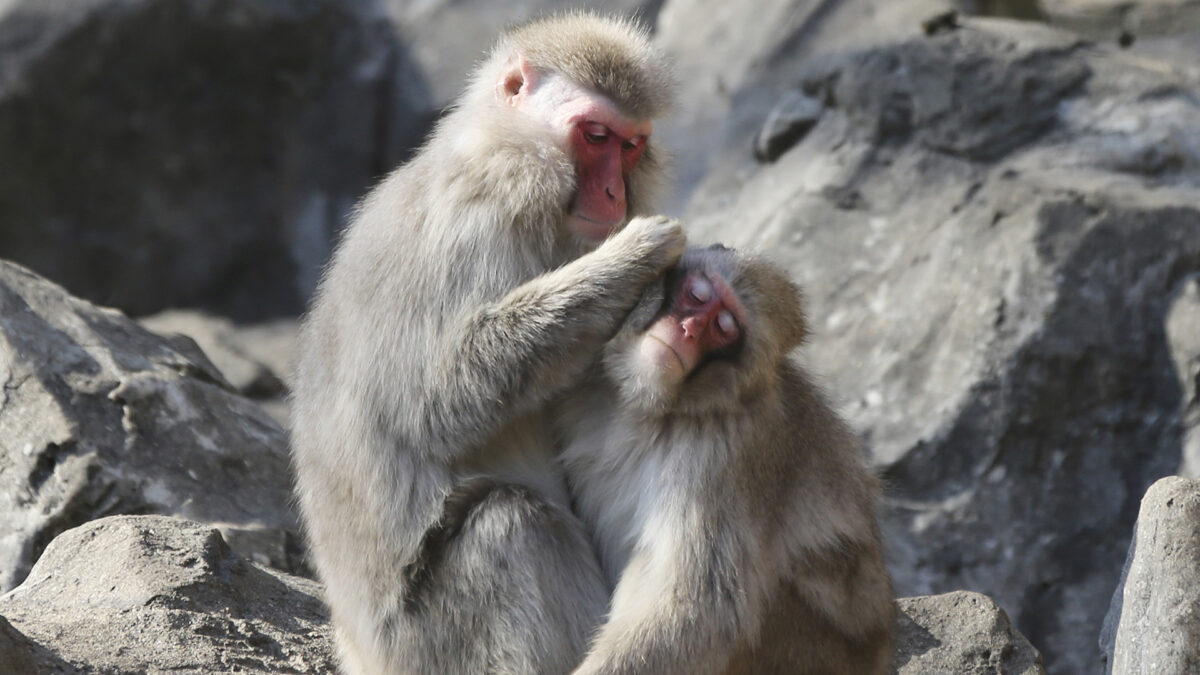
[565,112,649,242]
[640,270,744,380]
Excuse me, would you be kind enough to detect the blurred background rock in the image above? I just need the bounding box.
[1,1,1199,672]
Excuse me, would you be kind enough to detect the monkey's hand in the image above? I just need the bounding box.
[602,215,686,274]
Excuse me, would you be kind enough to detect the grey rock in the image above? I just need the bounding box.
[0,515,334,673]
[0,613,77,674]
[1041,0,1200,41]
[0,0,429,321]
[0,260,303,591]
[139,310,296,398]
[894,591,1044,674]
[1102,477,1200,674]
[654,0,956,211]
[1169,279,1200,478]
[683,17,1200,674]
[754,89,824,163]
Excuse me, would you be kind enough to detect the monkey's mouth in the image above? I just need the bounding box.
[569,213,621,242]
[644,334,687,374]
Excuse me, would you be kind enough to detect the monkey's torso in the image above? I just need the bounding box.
[559,363,895,675]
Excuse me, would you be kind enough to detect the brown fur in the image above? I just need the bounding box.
[558,247,895,675]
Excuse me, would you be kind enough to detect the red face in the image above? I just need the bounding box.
[640,270,744,379]
[567,119,647,241]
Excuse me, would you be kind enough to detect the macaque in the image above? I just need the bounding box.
[289,14,680,675]
[557,246,895,675]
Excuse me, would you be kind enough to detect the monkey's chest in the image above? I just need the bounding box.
[566,444,667,588]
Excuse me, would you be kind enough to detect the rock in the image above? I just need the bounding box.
[1101,477,1200,673]
[1041,0,1200,41]
[682,17,1200,673]
[0,613,77,673]
[754,89,824,162]
[1168,280,1200,478]
[0,260,303,591]
[654,0,956,210]
[0,0,429,321]
[894,591,1044,674]
[0,515,334,673]
[139,310,293,399]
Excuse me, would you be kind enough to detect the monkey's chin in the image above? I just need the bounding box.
[638,334,687,383]
[568,213,620,244]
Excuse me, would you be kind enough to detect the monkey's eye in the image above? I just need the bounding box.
[621,137,644,152]
[689,276,713,304]
[717,310,738,335]
[582,124,609,145]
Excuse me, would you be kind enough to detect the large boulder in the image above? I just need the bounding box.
[894,591,1044,674]
[1101,476,1200,673]
[0,260,302,591]
[0,515,333,673]
[682,17,1200,673]
[0,0,428,320]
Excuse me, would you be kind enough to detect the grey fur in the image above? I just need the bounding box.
[290,14,679,675]
[558,247,895,675]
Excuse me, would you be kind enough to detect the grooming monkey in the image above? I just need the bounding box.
[290,14,680,675]
[557,246,895,675]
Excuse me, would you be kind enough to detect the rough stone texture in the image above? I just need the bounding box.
[0,0,428,321]
[894,591,1044,674]
[0,260,303,591]
[1168,280,1200,478]
[0,613,77,673]
[140,310,293,398]
[1101,477,1200,674]
[0,515,334,673]
[139,311,298,427]
[1040,0,1200,40]
[682,18,1200,673]
[653,0,956,211]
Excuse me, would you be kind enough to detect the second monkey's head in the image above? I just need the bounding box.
[605,245,809,416]
[461,12,674,246]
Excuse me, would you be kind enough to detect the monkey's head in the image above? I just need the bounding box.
[466,13,673,247]
[606,246,807,415]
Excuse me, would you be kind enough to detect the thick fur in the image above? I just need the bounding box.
[290,14,677,675]
[557,247,895,675]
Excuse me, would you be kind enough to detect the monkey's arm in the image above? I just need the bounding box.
[421,215,684,454]
[572,518,760,675]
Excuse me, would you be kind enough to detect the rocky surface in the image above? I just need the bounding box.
[0,261,303,591]
[680,16,1200,674]
[140,310,298,427]
[894,591,1044,674]
[0,514,1034,674]
[1101,476,1200,673]
[1041,0,1200,40]
[0,0,427,321]
[0,516,334,674]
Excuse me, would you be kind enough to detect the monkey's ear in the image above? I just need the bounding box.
[497,53,538,105]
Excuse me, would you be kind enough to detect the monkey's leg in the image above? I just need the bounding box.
[396,483,608,675]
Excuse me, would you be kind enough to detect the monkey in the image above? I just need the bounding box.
[288,14,681,675]
[555,245,895,675]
